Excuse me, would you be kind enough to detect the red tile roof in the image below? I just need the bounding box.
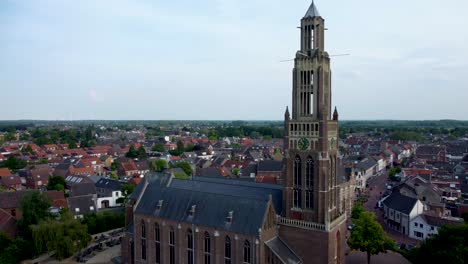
[0,168,13,177]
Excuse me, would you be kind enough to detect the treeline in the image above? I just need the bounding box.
[201,125,284,139]
[30,126,96,147]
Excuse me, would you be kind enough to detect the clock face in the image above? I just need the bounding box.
[298,137,309,151]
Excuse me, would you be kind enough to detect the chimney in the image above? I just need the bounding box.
[226,211,234,224]
[156,200,163,210]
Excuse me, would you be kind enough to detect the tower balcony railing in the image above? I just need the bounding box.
[278,212,346,232]
[278,217,326,231]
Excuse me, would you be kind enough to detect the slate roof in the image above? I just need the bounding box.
[258,160,283,172]
[382,192,418,215]
[422,214,464,227]
[134,173,283,236]
[356,158,377,171]
[265,237,302,264]
[95,178,123,191]
[304,1,320,18]
[70,182,97,197]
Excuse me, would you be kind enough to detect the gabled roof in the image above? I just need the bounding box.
[265,237,302,264]
[382,192,418,215]
[304,1,320,18]
[134,173,282,236]
[95,178,123,191]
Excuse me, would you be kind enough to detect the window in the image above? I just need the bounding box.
[141,220,146,260]
[243,240,251,264]
[420,224,423,228]
[306,157,314,188]
[431,226,434,231]
[294,156,302,187]
[305,190,313,209]
[293,189,302,208]
[155,223,161,264]
[414,231,423,238]
[414,222,418,227]
[187,229,194,264]
[169,227,175,264]
[225,236,231,264]
[204,232,211,264]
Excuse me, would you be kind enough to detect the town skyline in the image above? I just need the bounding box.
[1,0,467,120]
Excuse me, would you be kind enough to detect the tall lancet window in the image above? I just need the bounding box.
[141,220,146,260]
[306,157,314,209]
[294,156,302,187]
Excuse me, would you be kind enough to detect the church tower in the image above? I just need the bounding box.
[279,2,346,263]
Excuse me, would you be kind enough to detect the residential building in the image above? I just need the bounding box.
[383,192,425,235]
[409,212,464,240]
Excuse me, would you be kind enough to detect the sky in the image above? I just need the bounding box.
[1,0,467,120]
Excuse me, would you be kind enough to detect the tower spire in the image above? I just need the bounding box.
[304,1,320,18]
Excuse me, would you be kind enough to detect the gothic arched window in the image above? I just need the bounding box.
[306,157,314,209]
[187,229,194,264]
[306,157,314,189]
[141,220,146,260]
[294,156,302,187]
[204,232,211,264]
[225,236,231,264]
[155,223,161,264]
[169,227,175,264]
[243,240,251,264]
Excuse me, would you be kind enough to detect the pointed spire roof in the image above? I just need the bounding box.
[304,1,320,18]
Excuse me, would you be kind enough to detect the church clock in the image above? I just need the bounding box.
[298,137,309,151]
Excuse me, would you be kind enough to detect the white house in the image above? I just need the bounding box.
[383,192,425,235]
[95,178,124,209]
[409,213,464,240]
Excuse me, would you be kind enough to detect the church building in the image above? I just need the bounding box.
[121,2,354,263]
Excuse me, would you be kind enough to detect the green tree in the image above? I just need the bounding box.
[152,143,165,152]
[351,203,365,220]
[388,168,397,181]
[233,167,240,176]
[47,176,66,191]
[82,211,125,235]
[348,210,396,264]
[110,171,118,179]
[18,191,51,230]
[176,140,185,152]
[3,156,27,171]
[156,159,167,172]
[125,146,138,159]
[0,238,33,264]
[22,145,33,154]
[173,161,193,176]
[68,141,77,149]
[111,161,119,171]
[406,224,468,264]
[31,213,91,260]
[137,146,148,159]
[121,183,136,199]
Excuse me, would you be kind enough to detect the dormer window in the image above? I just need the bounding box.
[226,211,233,224]
[189,205,196,217]
[156,200,163,210]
